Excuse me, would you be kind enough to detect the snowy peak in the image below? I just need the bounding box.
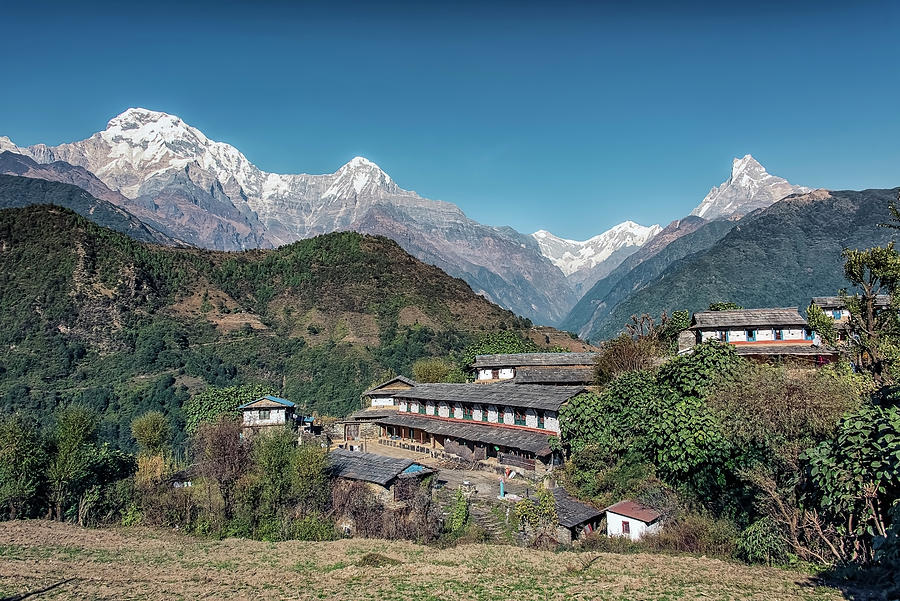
[532,221,661,277]
[323,156,396,198]
[690,154,810,220]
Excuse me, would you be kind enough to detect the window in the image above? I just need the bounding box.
[622,520,631,535]
[774,329,784,341]
[724,330,730,342]
[482,406,489,422]
[537,412,545,429]
[259,409,270,420]
[463,405,474,420]
[832,310,842,320]
[491,369,500,379]
[805,328,815,341]
[745,329,756,342]
[514,409,526,426]
[418,403,426,414]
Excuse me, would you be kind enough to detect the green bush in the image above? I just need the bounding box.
[642,513,738,558]
[737,517,788,565]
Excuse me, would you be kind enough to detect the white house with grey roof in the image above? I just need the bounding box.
[471,352,597,385]
[681,307,839,363]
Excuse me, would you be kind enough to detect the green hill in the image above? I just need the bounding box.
[0,205,530,449]
[580,188,899,340]
[0,173,178,246]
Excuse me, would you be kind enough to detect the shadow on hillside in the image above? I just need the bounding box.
[806,566,899,601]
[0,578,76,601]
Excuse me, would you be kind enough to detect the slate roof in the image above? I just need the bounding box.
[604,500,661,524]
[327,449,432,486]
[472,353,597,369]
[341,408,396,422]
[393,383,585,412]
[690,308,807,329]
[514,366,594,385]
[812,295,892,308]
[237,395,296,410]
[553,488,603,528]
[734,344,838,356]
[363,376,417,396]
[378,413,556,456]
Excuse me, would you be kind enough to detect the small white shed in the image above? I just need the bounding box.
[605,500,662,541]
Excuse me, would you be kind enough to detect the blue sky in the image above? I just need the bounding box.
[2,1,898,239]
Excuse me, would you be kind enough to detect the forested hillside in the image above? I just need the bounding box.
[563,219,735,338]
[579,188,899,340]
[0,173,177,246]
[0,205,541,449]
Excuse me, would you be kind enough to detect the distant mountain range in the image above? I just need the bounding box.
[4,107,855,331]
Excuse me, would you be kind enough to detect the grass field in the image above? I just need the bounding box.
[0,521,859,601]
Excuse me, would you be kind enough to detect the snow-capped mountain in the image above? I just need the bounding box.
[1,108,576,324]
[532,222,661,294]
[690,154,810,220]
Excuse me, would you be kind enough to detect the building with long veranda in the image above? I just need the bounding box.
[375,382,585,475]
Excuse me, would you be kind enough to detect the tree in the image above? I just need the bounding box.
[252,427,299,515]
[594,334,658,385]
[0,413,46,519]
[841,244,900,382]
[459,332,540,368]
[183,384,273,434]
[412,357,465,383]
[292,442,330,517]
[131,411,171,455]
[709,302,743,311]
[803,403,900,564]
[193,416,250,520]
[806,303,838,347]
[47,405,100,521]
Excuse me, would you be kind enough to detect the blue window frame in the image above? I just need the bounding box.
[832,310,842,319]
[724,330,730,342]
[746,329,756,342]
[805,328,815,341]
[774,329,784,341]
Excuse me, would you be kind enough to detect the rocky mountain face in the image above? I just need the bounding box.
[531,221,661,296]
[690,154,811,220]
[1,109,575,324]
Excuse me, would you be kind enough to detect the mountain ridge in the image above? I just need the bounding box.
[1,109,578,324]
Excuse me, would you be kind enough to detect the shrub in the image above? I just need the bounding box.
[737,517,788,565]
[642,513,738,558]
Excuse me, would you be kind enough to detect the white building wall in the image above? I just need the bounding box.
[605,511,661,541]
[426,401,435,416]
[502,407,514,426]
[410,401,419,413]
[242,408,286,427]
[398,400,408,413]
[438,402,450,418]
[473,404,484,422]
[477,368,515,380]
[544,412,560,434]
[370,394,395,407]
[487,405,499,423]
[525,409,538,429]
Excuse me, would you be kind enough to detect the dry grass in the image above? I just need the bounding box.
[0,520,847,601]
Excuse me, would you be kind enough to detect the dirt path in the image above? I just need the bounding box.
[0,520,856,601]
